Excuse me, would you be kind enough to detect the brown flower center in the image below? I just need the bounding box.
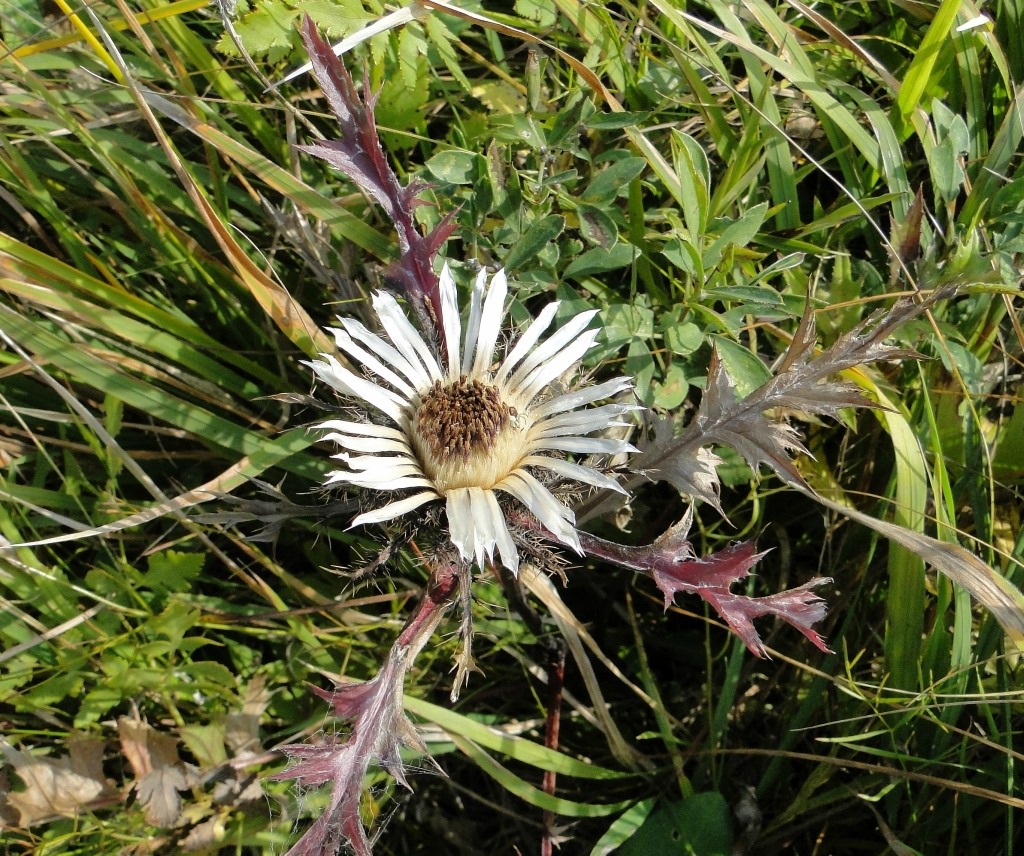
[411,377,525,491]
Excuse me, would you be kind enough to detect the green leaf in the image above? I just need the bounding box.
[626,338,657,404]
[471,80,527,114]
[663,320,703,356]
[515,0,558,26]
[76,685,125,726]
[702,201,768,268]
[0,305,321,481]
[930,101,971,203]
[563,243,636,279]
[583,157,648,203]
[618,792,733,856]
[585,112,651,130]
[405,695,631,780]
[424,14,472,91]
[221,0,298,59]
[451,735,634,816]
[143,550,206,594]
[896,0,963,119]
[22,670,84,710]
[933,100,970,154]
[662,237,704,280]
[397,25,424,91]
[710,336,772,396]
[702,285,785,309]
[425,150,481,185]
[183,661,238,692]
[502,214,565,271]
[602,303,655,349]
[654,363,689,410]
[931,136,965,203]
[146,602,201,646]
[937,341,985,394]
[592,799,657,855]
[670,130,710,240]
[296,0,375,39]
[180,722,228,767]
[577,202,619,248]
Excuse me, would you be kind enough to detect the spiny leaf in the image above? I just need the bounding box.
[273,663,421,856]
[579,515,832,658]
[274,567,457,855]
[634,290,954,505]
[298,18,457,346]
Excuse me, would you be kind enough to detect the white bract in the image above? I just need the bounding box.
[307,264,637,574]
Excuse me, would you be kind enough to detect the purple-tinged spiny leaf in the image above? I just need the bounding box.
[297,17,456,346]
[579,514,832,657]
[273,659,417,856]
[274,566,459,855]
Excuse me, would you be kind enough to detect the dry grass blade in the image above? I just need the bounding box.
[810,491,1024,650]
[518,564,646,769]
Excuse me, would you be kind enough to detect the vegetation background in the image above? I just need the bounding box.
[0,0,1022,853]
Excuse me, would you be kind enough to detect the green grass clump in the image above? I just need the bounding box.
[0,0,1021,853]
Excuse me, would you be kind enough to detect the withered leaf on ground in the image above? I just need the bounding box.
[1,736,115,826]
[119,716,194,828]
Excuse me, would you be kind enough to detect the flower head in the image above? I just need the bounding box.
[308,265,636,574]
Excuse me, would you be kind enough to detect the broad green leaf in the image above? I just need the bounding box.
[662,320,703,356]
[503,214,565,270]
[577,202,619,248]
[425,150,481,184]
[563,243,636,279]
[710,336,772,396]
[654,363,689,409]
[583,157,647,203]
[618,792,733,856]
[626,338,657,404]
[602,303,655,349]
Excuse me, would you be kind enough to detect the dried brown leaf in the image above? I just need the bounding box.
[1,737,114,826]
[118,716,192,828]
[135,766,190,828]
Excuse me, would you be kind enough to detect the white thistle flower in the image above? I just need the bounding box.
[307,264,637,575]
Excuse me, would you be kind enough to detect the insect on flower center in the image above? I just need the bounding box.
[411,377,526,491]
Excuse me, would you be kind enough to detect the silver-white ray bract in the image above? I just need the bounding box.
[307,264,637,575]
